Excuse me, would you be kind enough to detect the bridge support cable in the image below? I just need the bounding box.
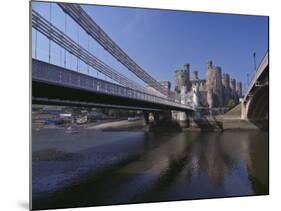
[32,10,147,94]
[35,28,38,59]
[57,3,167,96]
[87,34,90,73]
[48,2,52,63]
[64,12,67,68]
[76,20,79,71]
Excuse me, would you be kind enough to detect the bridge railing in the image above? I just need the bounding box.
[32,9,148,96]
[32,59,193,110]
[244,50,268,101]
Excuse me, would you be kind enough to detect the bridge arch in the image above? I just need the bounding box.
[241,51,268,129]
[246,83,268,120]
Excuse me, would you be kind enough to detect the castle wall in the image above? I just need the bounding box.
[190,80,206,92]
[199,91,208,107]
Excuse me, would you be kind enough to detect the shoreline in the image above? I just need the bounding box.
[33,119,147,132]
[32,118,268,132]
[87,119,146,131]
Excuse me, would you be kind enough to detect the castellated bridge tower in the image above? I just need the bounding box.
[206,60,223,108]
[222,73,231,106]
[236,81,242,98]
[174,64,190,94]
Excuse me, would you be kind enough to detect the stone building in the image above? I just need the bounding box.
[190,72,208,106]
[206,60,223,108]
[230,78,239,103]
[192,70,198,80]
[222,73,231,106]
[159,80,171,97]
[174,64,190,94]
[236,81,242,99]
[173,60,242,109]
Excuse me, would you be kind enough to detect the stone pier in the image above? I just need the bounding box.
[172,111,191,128]
[143,111,181,132]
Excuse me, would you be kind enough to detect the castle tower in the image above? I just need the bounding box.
[174,64,190,94]
[230,78,238,103]
[222,73,230,106]
[206,60,223,108]
[192,70,198,80]
[216,66,223,107]
[174,70,181,93]
[207,60,213,69]
[236,81,242,98]
[207,90,213,109]
[206,60,214,90]
[183,64,190,89]
[222,73,230,88]
[230,79,236,94]
[179,85,189,105]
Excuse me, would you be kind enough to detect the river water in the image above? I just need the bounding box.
[32,128,268,209]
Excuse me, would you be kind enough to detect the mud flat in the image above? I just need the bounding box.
[87,119,146,131]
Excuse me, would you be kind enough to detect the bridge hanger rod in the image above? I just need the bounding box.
[57,3,167,96]
[32,10,148,94]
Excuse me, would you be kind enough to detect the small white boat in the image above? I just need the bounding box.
[128,116,140,121]
[76,116,88,124]
[65,126,79,134]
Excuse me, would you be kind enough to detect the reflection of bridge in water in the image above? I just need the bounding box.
[31,3,194,124]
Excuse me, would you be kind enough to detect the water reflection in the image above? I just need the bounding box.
[32,130,268,209]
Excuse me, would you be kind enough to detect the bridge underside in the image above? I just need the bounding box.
[32,80,191,112]
[247,85,268,119]
[243,65,269,129]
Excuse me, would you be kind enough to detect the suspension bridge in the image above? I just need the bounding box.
[31,3,194,117]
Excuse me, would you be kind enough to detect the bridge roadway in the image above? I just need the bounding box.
[32,59,194,112]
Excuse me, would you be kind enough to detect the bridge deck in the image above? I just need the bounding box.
[32,59,193,112]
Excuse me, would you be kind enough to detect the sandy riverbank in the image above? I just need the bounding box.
[33,118,145,131]
[33,117,266,132]
[87,119,146,131]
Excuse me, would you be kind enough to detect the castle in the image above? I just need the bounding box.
[173,60,242,109]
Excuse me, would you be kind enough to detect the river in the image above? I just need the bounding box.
[32,128,268,210]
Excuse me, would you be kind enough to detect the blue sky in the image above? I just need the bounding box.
[31,1,268,92]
